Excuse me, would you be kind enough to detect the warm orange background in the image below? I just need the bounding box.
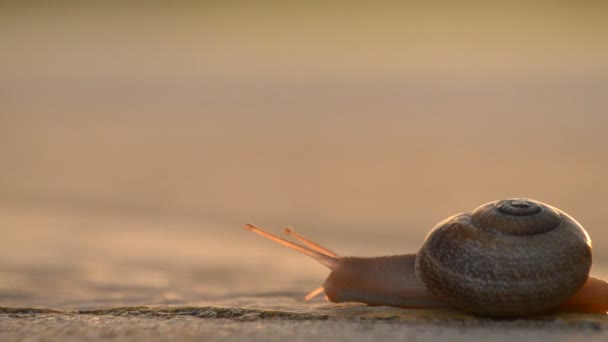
[1,3,607,308]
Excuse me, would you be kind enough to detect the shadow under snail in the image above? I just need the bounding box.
[245,198,608,317]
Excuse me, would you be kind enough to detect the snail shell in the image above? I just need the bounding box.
[415,198,592,317]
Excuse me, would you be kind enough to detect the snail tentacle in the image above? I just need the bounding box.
[284,227,339,257]
[244,224,338,269]
[304,286,325,301]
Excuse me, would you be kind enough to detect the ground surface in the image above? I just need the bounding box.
[1,306,607,342]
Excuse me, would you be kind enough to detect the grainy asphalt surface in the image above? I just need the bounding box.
[1,306,607,342]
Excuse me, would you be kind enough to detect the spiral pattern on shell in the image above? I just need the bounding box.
[415,198,592,317]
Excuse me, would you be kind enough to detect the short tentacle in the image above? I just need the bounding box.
[304,286,325,301]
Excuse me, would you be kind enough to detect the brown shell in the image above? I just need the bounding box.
[415,198,592,317]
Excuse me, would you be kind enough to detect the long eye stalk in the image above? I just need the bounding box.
[244,224,338,269]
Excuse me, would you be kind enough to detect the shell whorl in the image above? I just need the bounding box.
[415,198,592,317]
[472,199,562,236]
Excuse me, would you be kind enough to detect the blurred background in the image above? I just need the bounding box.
[1,2,607,309]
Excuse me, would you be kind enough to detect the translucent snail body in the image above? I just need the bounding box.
[245,198,608,317]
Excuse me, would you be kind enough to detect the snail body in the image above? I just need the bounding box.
[245,198,607,317]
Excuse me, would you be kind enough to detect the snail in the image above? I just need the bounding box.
[245,198,608,317]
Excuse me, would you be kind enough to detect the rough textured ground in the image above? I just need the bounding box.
[1,306,607,342]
